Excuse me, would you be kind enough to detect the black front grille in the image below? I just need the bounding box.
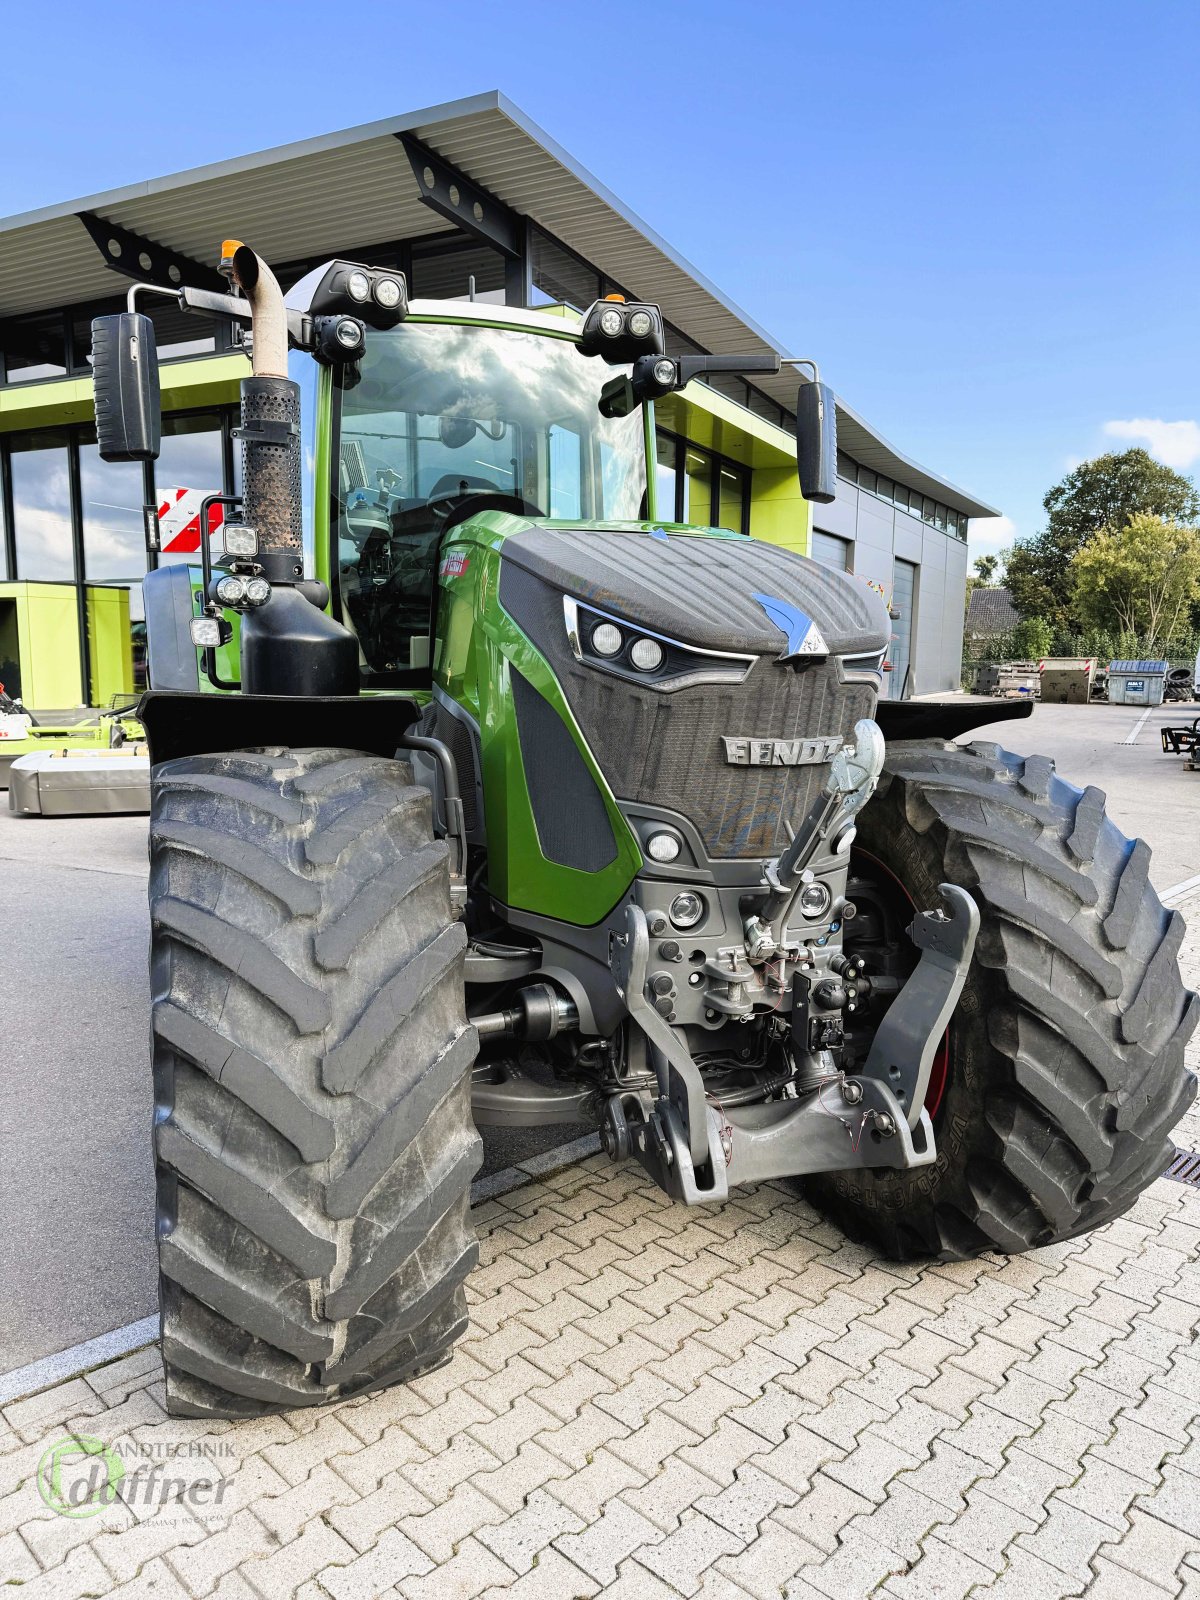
[501,562,874,860]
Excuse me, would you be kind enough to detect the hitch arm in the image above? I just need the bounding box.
[860,884,980,1127]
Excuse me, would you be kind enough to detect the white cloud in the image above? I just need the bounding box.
[1102,418,1200,471]
[968,513,1016,573]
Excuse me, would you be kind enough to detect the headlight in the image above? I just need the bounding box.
[628,310,653,338]
[647,832,681,863]
[653,357,677,386]
[336,317,363,348]
[243,577,271,606]
[374,277,403,309]
[599,307,623,337]
[591,622,623,656]
[669,891,705,929]
[214,575,246,606]
[629,637,664,672]
[347,270,371,302]
[799,881,832,919]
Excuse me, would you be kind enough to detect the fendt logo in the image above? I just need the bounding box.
[721,734,843,767]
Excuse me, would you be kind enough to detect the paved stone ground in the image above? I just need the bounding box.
[3,909,1198,1599]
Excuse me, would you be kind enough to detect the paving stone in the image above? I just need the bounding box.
[399,1481,508,1564]
[475,1548,601,1600]
[820,1429,919,1505]
[957,1545,1086,1600]
[476,1486,585,1574]
[396,1535,516,1600]
[607,1411,702,1477]
[251,1461,359,1545]
[1054,1453,1150,1533]
[3,1377,107,1440]
[841,1479,945,1564]
[166,1508,276,1596]
[692,1462,801,1541]
[325,1468,434,1552]
[535,1400,630,1471]
[9,1542,114,1600]
[553,1497,665,1584]
[797,1524,908,1599]
[315,1526,434,1600]
[1102,1507,1199,1589]
[933,1482,1040,1574]
[635,1510,747,1596]
[330,1421,430,1496]
[776,1473,874,1554]
[715,1523,824,1600]
[469,1439,572,1517]
[1087,1553,1183,1600]
[107,1554,195,1599]
[1011,1498,1117,1584]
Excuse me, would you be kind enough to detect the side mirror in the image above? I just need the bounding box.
[91,313,160,462]
[796,381,837,504]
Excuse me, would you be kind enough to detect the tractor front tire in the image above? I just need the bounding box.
[149,747,481,1417]
[806,740,1197,1260]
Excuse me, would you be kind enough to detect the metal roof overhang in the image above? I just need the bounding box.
[0,91,999,520]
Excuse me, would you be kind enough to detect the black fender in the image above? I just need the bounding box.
[874,697,1033,743]
[136,690,421,767]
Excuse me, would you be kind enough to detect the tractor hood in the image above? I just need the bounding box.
[496,524,890,658]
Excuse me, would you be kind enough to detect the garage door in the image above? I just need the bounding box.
[811,531,852,571]
[889,559,918,698]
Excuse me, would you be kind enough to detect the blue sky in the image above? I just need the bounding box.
[3,0,1196,570]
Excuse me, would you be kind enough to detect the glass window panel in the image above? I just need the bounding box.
[153,412,227,565]
[411,241,506,304]
[893,485,910,512]
[655,433,678,521]
[10,429,74,580]
[682,449,714,525]
[922,497,936,523]
[86,582,146,704]
[717,465,747,534]
[4,314,67,384]
[548,424,583,519]
[935,504,948,531]
[876,476,894,504]
[78,428,147,581]
[529,227,600,311]
[859,469,877,495]
[836,451,856,482]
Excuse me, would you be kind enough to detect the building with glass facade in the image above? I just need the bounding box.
[0,92,997,710]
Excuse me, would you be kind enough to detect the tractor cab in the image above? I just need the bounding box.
[314,303,651,686]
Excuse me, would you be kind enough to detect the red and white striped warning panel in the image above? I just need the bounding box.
[156,487,225,555]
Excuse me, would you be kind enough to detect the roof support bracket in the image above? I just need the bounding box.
[396,134,521,258]
[75,211,228,295]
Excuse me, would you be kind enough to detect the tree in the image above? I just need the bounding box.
[1006,450,1200,628]
[1070,515,1200,654]
[973,554,998,583]
[1011,616,1054,660]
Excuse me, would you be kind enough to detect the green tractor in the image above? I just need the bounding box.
[93,243,1196,1418]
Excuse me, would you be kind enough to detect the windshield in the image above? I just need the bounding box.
[334,319,648,680]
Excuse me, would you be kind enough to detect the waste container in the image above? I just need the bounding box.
[1107,660,1168,706]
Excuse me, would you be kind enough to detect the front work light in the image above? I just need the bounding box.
[629,637,664,672]
[578,297,666,363]
[214,575,246,606]
[306,260,409,329]
[190,615,231,649]
[222,522,259,558]
[669,891,706,929]
[314,314,366,365]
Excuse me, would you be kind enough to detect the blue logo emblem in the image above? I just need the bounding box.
[752,593,829,660]
[648,526,670,543]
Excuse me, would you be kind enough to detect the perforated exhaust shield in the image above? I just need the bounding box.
[240,376,303,581]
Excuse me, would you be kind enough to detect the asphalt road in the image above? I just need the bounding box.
[1,695,1196,1375]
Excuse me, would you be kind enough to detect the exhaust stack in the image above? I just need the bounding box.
[221,240,303,583]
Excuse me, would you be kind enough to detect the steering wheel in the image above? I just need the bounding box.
[435,486,547,531]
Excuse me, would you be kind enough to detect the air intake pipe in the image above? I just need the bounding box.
[221,240,357,696]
